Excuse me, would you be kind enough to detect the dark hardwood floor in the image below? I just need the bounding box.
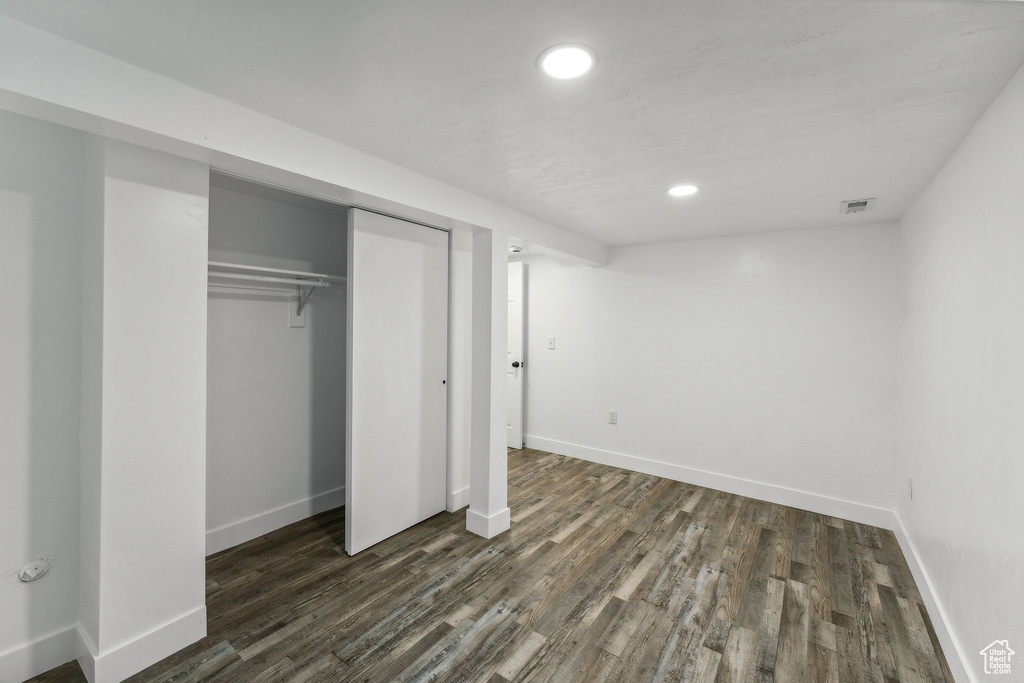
[29,448,952,682]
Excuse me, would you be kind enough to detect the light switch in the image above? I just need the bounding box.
[547,337,556,350]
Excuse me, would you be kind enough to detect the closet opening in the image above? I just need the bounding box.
[205,173,350,558]
[204,171,454,572]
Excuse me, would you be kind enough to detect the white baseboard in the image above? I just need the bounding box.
[526,436,894,529]
[206,486,345,555]
[447,485,471,512]
[466,506,511,539]
[76,625,97,683]
[892,513,974,683]
[77,606,206,683]
[0,625,77,683]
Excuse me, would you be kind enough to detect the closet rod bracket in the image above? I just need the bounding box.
[296,279,323,315]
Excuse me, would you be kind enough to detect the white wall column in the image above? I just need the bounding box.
[466,228,511,538]
[77,139,209,683]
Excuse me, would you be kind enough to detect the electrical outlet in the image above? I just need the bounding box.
[608,410,617,425]
[18,558,50,582]
[907,476,913,500]
[547,337,556,350]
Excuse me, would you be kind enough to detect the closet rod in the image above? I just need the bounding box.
[207,261,346,314]
[208,272,334,287]
[208,260,346,283]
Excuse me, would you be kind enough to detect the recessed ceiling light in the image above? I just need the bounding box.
[538,45,595,79]
[667,185,699,197]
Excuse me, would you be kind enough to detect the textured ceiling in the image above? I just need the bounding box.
[3,0,1024,245]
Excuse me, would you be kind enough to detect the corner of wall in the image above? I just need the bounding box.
[76,623,98,683]
[891,514,974,683]
[81,606,206,683]
[447,485,471,512]
[0,626,79,683]
[525,436,895,529]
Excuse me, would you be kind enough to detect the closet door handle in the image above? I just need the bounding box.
[511,361,520,368]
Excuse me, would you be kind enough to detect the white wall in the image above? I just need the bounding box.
[0,110,85,679]
[524,223,899,517]
[77,139,210,683]
[206,180,347,553]
[898,63,1024,681]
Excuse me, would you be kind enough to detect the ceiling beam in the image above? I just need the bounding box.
[0,15,608,266]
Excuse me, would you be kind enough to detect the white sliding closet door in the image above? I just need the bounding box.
[346,209,449,555]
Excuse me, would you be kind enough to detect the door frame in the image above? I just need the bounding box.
[206,170,471,518]
[507,260,525,448]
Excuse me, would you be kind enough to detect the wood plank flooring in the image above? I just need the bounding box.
[29,448,952,682]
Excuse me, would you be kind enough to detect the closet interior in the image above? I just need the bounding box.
[206,173,349,555]
[204,173,451,559]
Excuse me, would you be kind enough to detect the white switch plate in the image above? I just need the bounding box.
[907,476,913,500]
[608,410,617,424]
[290,296,305,328]
[547,337,556,350]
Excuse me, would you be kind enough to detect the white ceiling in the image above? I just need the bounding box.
[3,0,1023,246]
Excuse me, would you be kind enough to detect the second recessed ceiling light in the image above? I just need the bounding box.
[539,45,595,79]
[667,185,699,197]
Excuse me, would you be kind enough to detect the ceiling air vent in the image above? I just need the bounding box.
[840,198,874,214]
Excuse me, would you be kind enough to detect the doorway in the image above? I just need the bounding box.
[507,260,525,448]
[205,176,451,560]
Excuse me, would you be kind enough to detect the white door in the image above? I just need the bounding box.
[346,209,449,555]
[507,261,524,448]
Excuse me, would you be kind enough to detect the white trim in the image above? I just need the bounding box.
[206,486,345,556]
[0,625,77,683]
[447,485,471,512]
[526,435,894,529]
[893,513,974,683]
[77,606,206,683]
[466,507,511,539]
[76,626,98,683]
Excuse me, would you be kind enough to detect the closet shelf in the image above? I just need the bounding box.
[208,261,346,314]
